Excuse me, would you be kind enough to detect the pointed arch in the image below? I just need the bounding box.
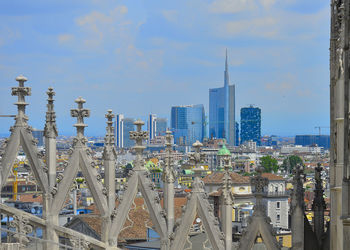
[51,147,108,216]
[1,127,48,194]
[170,192,224,250]
[109,170,167,244]
[238,215,280,250]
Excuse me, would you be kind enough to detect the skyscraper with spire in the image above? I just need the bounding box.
[209,49,236,145]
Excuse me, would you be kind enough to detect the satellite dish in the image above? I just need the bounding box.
[196,218,201,223]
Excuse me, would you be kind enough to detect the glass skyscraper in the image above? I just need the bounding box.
[32,129,44,147]
[171,104,205,146]
[156,118,167,136]
[115,114,135,148]
[148,114,157,142]
[240,106,261,145]
[209,50,235,145]
[295,135,330,149]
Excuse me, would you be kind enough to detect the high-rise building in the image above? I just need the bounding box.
[32,129,44,147]
[115,114,135,148]
[115,114,124,148]
[235,122,239,146]
[240,106,261,146]
[148,114,157,142]
[156,118,167,136]
[295,135,330,149]
[209,49,235,145]
[171,104,205,146]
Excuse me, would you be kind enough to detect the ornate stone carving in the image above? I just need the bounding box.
[9,215,33,246]
[162,131,176,184]
[69,237,90,250]
[129,120,148,170]
[44,87,58,138]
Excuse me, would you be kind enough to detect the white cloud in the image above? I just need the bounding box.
[75,6,129,48]
[58,34,74,44]
[162,10,178,23]
[0,27,21,47]
[225,16,278,38]
[209,0,256,14]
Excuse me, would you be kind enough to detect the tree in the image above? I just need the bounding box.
[260,155,279,173]
[282,155,303,174]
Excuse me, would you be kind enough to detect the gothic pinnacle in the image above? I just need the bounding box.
[129,119,148,170]
[70,96,90,139]
[44,87,58,138]
[12,75,31,126]
[104,109,115,147]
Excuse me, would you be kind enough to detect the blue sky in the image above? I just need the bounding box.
[0,0,330,136]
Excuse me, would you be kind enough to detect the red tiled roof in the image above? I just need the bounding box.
[202,172,250,184]
[15,194,42,203]
[85,197,187,241]
[261,173,284,181]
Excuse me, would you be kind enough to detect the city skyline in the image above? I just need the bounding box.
[0,0,329,137]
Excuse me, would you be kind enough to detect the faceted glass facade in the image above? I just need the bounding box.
[240,106,261,145]
[171,105,205,145]
[295,135,330,149]
[209,52,235,145]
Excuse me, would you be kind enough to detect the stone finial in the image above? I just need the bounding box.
[70,97,90,139]
[12,75,31,126]
[189,141,206,190]
[250,165,268,210]
[103,109,115,161]
[291,164,305,211]
[129,120,148,170]
[251,166,268,194]
[44,87,58,138]
[313,163,326,209]
[222,153,233,205]
[165,130,173,152]
[104,109,115,147]
[163,130,175,183]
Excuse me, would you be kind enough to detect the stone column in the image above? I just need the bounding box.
[43,87,59,250]
[102,110,116,244]
[222,153,232,250]
[312,164,326,245]
[330,1,349,249]
[291,165,304,250]
[162,131,175,235]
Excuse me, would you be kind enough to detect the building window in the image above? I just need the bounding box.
[275,186,278,192]
[279,237,283,245]
[276,214,280,222]
[277,202,280,209]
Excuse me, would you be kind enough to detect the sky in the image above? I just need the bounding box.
[0,0,330,137]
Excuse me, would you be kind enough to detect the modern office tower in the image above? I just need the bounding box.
[156,118,167,136]
[240,105,261,146]
[235,122,239,146]
[209,49,235,145]
[171,104,205,146]
[115,114,135,148]
[148,114,157,142]
[295,135,330,149]
[123,118,135,148]
[115,114,124,148]
[32,129,44,147]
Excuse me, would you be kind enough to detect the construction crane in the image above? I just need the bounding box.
[13,163,18,201]
[314,126,330,136]
[0,115,16,117]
